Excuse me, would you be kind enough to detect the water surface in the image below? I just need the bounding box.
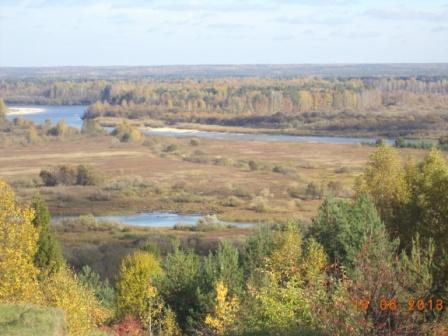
[58,212,252,228]
[7,105,87,128]
[8,104,394,145]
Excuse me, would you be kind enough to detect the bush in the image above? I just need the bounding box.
[248,160,259,171]
[88,190,111,201]
[81,119,105,136]
[327,181,343,196]
[104,175,152,193]
[222,196,243,207]
[233,186,251,198]
[305,182,322,199]
[287,184,303,199]
[112,122,142,143]
[250,196,269,213]
[39,169,59,186]
[39,165,102,187]
[10,177,39,189]
[272,165,287,174]
[164,144,178,153]
[77,165,103,186]
[189,138,200,146]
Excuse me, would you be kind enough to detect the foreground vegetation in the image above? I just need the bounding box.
[1,145,448,335]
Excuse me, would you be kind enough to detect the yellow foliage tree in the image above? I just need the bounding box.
[42,268,110,336]
[0,179,41,304]
[117,251,163,318]
[205,281,239,335]
[355,145,409,230]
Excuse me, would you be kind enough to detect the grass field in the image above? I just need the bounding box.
[1,133,428,221]
[0,132,432,280]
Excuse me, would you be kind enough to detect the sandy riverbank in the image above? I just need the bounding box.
[7,107,47,115]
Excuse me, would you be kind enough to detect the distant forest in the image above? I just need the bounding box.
[2,71,448,137]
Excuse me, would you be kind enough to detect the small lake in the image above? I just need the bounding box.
[8,104,394,145]
[57,212,253,228]
[6,105,87,129]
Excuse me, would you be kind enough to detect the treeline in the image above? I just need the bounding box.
[2,77,448,113]
[85,77,448,118]
[1,146,448,335]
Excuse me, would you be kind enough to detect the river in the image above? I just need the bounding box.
[6,104,393,145]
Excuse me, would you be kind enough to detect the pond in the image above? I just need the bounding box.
[56,212,253,228]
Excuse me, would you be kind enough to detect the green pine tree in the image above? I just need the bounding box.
[31,195,64,274]
[0,98,7,122]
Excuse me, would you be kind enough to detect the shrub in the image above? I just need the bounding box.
[250,196,269,213]
[222,196,243,207]
[248,160,259,171]
[77,165,103,186]
[112,122,142,142]
[81,119,105,136]
[39,169,58,186]
[164,144,178,153]
[272,165,287,174]
[88,190,111,201]
[189,138,200,146]
[233,186,251,198]
[39,165,102,186]
[327,181,343,196]
[287,184,303,199]
[305,182,322,199]
[10,177,39,189]
[104,175,152,193]
[47,120,68,137]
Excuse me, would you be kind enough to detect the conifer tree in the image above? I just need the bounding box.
[31,195,64,274]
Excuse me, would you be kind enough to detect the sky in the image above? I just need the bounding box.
[0,0,447,66]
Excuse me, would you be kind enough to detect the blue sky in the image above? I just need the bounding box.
[0,0,447,66]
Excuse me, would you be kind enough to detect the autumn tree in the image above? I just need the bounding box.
[0,179,41,304]
[355,145,409,238]
[204,281,239,335]
[117,251,163,318]
[42,267,111,336]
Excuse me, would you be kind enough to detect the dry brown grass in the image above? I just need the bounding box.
[0,134,430,223]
